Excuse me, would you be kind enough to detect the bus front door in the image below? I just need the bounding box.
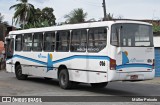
[5,38,14,72]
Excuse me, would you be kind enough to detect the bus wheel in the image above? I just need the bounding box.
[59,69,72,89]
[90,82,108,88]
[15,65,28,80]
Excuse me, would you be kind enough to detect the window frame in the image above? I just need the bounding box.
[23,33,33,52]
[87,27,107,53]
[71,29,87,52]
[15,34,22,51]
[110,23,153,47]
[43,31,55,52]
[56,30,70,52]
[32,32,43,52]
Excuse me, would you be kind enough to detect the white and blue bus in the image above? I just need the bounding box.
[5,20,155,89]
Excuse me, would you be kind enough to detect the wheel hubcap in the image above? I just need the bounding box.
[17,68,22,76]
[61,74,67,86]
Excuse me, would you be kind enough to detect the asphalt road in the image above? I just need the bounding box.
[0,70,160,105]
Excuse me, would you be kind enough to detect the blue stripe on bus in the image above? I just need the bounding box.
[7,55,152,69]
[52,55,110,64]
[13,55,47,65]
[10,55,110,65]
[116,63,152,70]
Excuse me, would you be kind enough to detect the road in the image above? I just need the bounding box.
[0,70,159,105]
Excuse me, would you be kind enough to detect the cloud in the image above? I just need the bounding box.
[1,0,160,26]
[30,0,51,6]
[31,0,46,4]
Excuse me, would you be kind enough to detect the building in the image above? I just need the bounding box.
[0,23,16,54]
[154,32,160,77]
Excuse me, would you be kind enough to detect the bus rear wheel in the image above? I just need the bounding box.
[90,82,108,88]
[59,69,72,89]
[15,65,28,80]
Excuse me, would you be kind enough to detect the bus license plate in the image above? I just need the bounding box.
[130,75,138,80]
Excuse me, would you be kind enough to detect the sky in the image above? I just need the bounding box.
[0,0,160,26]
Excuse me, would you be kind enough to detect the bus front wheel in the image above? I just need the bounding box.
[15,65,28,80]
[59,69,72,89]
[90,82,108,88]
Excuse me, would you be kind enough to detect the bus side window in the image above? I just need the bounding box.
[88,28,107,52]
[15,35,22,51]
[33,33,43,51]
[71,29,87,52]
[44,32,55,52]
[56,31,70,52]
[23,33,32,51]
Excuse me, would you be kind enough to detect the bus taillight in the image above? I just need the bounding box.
[110,58,116,70]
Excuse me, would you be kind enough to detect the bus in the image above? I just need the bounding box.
[5,20,155,89]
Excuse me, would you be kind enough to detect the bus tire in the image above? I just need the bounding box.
[59,69,72,89]
[90,82,108,88]
[15,65,28,80]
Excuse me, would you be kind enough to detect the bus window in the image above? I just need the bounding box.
[23,33,32,51]
[33,33,43,51]
[111,24,153,47]
[15,35,22,51]
[111,28,119,46]
[44,32,55,52]
[56,31,70,52]
[88,28,107,52]
[71,29,87,52]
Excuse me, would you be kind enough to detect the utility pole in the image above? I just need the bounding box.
[102,0,107,21]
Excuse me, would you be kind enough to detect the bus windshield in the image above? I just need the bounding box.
[111,23,153,47]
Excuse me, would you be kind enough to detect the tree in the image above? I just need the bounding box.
[64,8,87,24]
[0,13,9,26]
[27,8,41,24]
[9,0,35,29]
[24,19,50,29]
[107,13,114,20]
[0,13,4,23]
[41,7,56,26]
[153,23,160,32]
[24,7,56,29]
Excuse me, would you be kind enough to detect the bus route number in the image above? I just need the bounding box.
[99,61,106,66]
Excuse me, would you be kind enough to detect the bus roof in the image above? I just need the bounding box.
[9,20,152,35]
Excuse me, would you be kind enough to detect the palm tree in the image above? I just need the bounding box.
[107,13,114,20]
[9,0,34,29]
[64,8,87,24]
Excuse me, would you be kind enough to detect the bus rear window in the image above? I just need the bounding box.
[111,23,153,47]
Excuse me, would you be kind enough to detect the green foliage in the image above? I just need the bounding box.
[64,8,87,24]
[0,13,9,26]
[0,13,4,23]
[103,13,114,21]
[107,13,114,20]
[41,7,56,26]
[9,0,35,27]
[24,19,50,29]
[24,7,56,29]
[153,23,160,32]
